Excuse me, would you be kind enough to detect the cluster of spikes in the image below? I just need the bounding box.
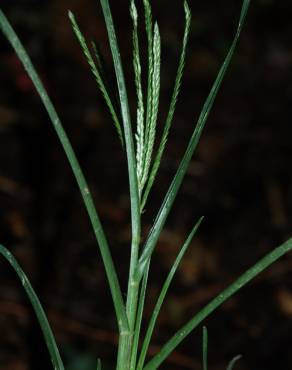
[69,0,191,211]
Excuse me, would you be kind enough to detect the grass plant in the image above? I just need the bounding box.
[0,0,291,369]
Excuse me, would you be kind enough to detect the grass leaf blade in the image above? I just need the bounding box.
[0,9,128,333]
[100,0,141,349]
[0,244,64,370]
[68,11,124,145]
[100,0,140,242]
[226,355,242,370]
[97,358,102,370]
[203,326,208,370]
[143,237,292,369]
[138,0,251,278]
[141,1,191,209]
[137,217,203,370]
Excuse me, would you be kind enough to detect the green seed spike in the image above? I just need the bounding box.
[141,0,154,190]
[140,22,161,193]
[141,1,192,210]
[91,40,123,130]
[68,11,124,146]
[138,0,251,280]
[130,0,145,196]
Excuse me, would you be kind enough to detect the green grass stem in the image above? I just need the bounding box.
[130,260,150,370]
[100,0,141,367]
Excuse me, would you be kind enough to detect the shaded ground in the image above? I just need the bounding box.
[0,0,292,369]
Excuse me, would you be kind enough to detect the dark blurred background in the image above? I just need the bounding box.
[0,0,292,369]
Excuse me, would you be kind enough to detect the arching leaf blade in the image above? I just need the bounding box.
[0,9,128,333]
[143,237,292,369]
[0,244,64,370]
[226,355,242,370]
[137,217,203,370]
[138,0,251,279]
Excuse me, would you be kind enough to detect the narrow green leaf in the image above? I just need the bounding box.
[226,355,242,370]
[130,260,150,370]
[0,244,64,370]
[143,237,292,369]
[97,358,102,370]
[100,0,140,236]
[99,0,141,345]
[141,1,192,210]
[0,9,128,333]
[68,11,124,145]
[138,0,251,279]
[202,326,208,370]
[137,217,203,370]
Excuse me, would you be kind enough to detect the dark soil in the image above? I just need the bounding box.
[0,1,291,369]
